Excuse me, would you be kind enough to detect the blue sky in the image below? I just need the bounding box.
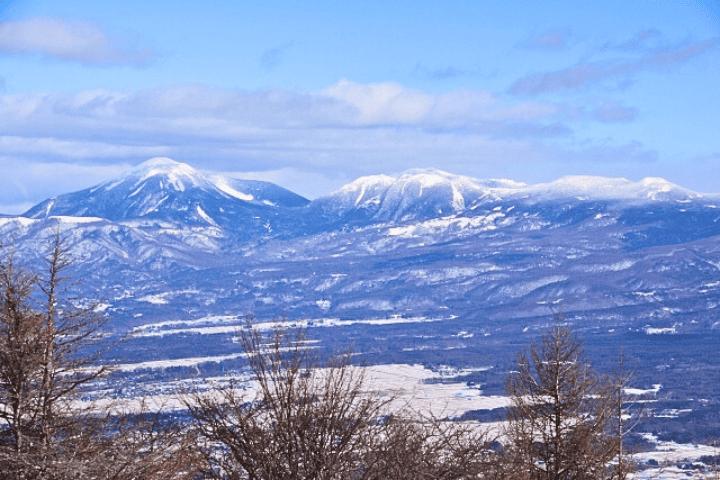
[1,0,719,213]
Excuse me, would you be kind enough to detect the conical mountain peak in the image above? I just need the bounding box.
[21,158,308,225]
[103,157,208,193]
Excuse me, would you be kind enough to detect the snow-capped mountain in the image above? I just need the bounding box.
[4,158,720,444]
[20,159,709,231]
[23,158,309,239]
[5,157,720,456]
[6,157,718,308]
[6,159,718,267]
[308,169,524,224]
[307,169,707,229]
[506,175,702,203]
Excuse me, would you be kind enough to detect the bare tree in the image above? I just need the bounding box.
[0,234,110,477]
[707,439,720,480]
[503,324,625,480]
[360,411,495,480]
[185,323,497,480]
[0,234,199,479]
[185,324,389,480]
[83,405,202,480]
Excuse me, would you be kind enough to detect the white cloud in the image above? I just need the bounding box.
[322,79,435,124]
[0,158,133,214]
[0,81,672,209]
[618,29,662,51]
[319,80,570,128]
[0,82,572,142]
[591,101,637,123]
[510,36,719,95]
[0,135,170,158]
[412,63,472,80]
[0,17,155,66]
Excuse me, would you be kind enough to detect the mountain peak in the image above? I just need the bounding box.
[137,157,184,169]
[398,168,456,180]
[127,157,195,177]
[106,157,206,192]
[22,158,309,225]
[522,175,699,202]
[314,168,502,222]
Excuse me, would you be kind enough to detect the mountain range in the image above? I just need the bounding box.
[3,156,720,442]
[19,157,705,223]
[2,156,719,321]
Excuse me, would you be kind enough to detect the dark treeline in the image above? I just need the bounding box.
[0,238,637,480]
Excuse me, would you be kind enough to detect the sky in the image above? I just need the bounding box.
[0,0,719,214]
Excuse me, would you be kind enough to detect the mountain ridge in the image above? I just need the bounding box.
[24,158,310,222]
[21,158,713,224]
[15,158,717,249]
[3,158,720,450]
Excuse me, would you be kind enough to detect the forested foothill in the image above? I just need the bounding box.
[3,238,719,479]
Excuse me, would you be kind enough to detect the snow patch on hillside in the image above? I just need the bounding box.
[130,314,451,338]
[50,215,105,224]
[196,205,217,225]
[387,212,507,237]
[574,260,635,273]
[214,177,254,201]
[0,216,37,227]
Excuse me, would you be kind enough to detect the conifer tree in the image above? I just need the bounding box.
[504,324,627,480]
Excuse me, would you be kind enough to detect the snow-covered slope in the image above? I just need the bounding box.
[14,161,717,251]
[210,176,309,208]
[22,158,309,237]
[308,169,524,224]
[499,175,702,203]
[26,158,211,220]
[306,169,708,230]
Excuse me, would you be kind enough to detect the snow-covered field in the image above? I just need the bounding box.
[631,434,720,479]
[129,314,450,338]
[101,358,719,480]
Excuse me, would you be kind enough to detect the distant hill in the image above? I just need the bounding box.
[4,157,720,444]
